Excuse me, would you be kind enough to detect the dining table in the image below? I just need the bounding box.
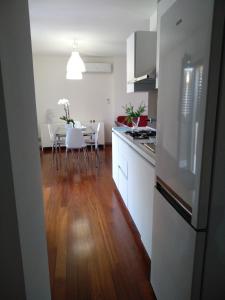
[55,125,95,144]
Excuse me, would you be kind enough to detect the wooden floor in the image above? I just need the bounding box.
[41,146,156,300]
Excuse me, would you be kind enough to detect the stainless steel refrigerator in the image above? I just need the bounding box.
[151,0,225,299]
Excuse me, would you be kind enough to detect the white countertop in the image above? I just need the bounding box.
[112,127,156,167]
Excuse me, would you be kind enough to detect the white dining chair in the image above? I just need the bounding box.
[85,122,101,167]
[65,128,88,167]
[48,124,65,153]
[74,120,82,128]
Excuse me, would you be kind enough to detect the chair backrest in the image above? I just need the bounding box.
[65,128,85,149]
[48,124,56,142]
[55,124,66,134]
[48,124,66,142]
[74,120,82,128]
[94,122,101,149]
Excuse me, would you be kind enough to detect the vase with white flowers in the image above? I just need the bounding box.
[58,98,75,127]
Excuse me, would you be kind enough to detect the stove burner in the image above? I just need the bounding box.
[125,130,156,139]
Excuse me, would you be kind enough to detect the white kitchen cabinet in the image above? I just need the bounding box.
[112,131,155,258]
[118,138,129,178]
[112,132,119,187]
[156,0,176,88]
[118,167,128,208]
[128,146,155,258]
[127,32,136,85]
[118,137,129,207]
[127,31,157,93]
[112,133,129,208]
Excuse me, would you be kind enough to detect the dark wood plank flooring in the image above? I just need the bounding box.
[41,146,156,300]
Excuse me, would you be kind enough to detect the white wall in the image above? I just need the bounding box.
[33,55,149,143]
[33,55,114,143]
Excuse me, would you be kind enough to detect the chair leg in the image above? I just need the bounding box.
[82,148,86,169]
[95,147,100,168]
[72,149,76,163]
[55,144,59,170]
[90,144,93,160]
[52,142,56,163]
[85,147,89,164]
[51,144,54,166]
[65,148,69,170]
[58,144,62,169]
[83,147,89,169]
[77,148,81,170]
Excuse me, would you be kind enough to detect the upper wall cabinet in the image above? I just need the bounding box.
[156,0,176,88]
[127,31,157,93]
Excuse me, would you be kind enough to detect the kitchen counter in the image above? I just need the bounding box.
[112,127,156,167]
[112,126,156,258]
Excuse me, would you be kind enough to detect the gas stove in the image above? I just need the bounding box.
[125,129,156,140]
[141,142,156,153]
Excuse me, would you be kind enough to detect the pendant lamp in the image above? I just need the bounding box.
[66,41,86,80]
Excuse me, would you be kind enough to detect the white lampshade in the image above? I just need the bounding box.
[67,50,86,73]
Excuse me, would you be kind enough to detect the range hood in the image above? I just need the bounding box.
[129,68,156,83]
[128,75,156,92]
[127,31,157,92]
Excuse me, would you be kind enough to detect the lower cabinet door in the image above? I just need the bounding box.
[118,167,128,208]
[114,134,155,259]
[112,132,119,187]
[127,147,155,258]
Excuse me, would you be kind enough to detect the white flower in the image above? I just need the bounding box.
[58,98,70,105]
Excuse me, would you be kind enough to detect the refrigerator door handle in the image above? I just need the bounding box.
[156,177,192,225]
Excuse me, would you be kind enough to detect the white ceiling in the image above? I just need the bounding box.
[28,0,157,56]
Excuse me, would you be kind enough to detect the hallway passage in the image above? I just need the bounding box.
[41,147,156,300]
